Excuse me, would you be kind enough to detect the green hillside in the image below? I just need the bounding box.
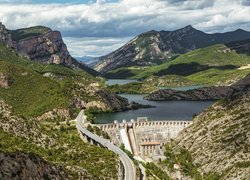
[106,44,250,86]
[0,61,70,117]
[0,42,119,178]
[0,44,99,118]
[11,26,51,41]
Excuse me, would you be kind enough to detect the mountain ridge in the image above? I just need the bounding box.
[95,25,250,73]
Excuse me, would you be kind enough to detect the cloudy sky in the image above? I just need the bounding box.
[0,0,250,57]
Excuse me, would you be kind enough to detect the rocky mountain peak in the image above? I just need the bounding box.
[0,23,98,76]
[95,26,250,73]
[176,25,196,33]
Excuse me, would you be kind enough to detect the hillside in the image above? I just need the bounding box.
[95,25,250,73]
[153,85,250,179]
[0,99,119,179]
[145,74,250,101]
[0,44,138,119]
[0,27,135,178]
[107,42,250,86]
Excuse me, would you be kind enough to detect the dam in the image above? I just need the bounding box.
[94,117,192,160]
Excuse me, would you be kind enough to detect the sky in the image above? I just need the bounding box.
[0,0,250,57]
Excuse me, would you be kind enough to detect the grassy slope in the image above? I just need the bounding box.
[0,44,99,118]
[107,82,157,94]
[135,44,250,78]
[106,44,250,86]
[11,26,51,41]
[0,61,69,117]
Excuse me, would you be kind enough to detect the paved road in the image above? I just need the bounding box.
[76,110,136,180]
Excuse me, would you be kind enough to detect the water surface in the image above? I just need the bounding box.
[95,94,214,124]
[106,79,138,86]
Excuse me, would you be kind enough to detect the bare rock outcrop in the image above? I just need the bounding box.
[0,73,13,88]
[0,152,68,180]
[0,22,12,46]
[36,108,71,121]
[12,31,73,66]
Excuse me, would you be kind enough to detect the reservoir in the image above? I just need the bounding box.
[94,94,214,124]
[94,79,214,124]
[95,79,214,124]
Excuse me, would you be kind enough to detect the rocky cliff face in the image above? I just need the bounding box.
[0,23,12,47]
[0,23,98,76]
[0,152,68,180]
[95,26,250,73]
[145,74,250,101]
[168,86,250,179]
[12,30,73,65]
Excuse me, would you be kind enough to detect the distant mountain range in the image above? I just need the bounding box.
[94,25,250,73]
[75,56,100,67]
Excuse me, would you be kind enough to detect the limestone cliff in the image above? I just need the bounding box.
[12,30,73,65]
[0,22,98,76]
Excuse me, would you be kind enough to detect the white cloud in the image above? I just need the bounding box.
[0,0,250,56]
[63,36,132,57]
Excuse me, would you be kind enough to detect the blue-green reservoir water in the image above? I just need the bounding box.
[94,80,214,124]
[106,79,138,85]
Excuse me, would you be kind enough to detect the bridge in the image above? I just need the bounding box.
[95,118,192,160]
[76,110,136,180]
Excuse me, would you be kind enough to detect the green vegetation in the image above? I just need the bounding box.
[0,125,118,179]
[105,66,148,79]
[87,124,110,139]
[235,161,250,168]
[107,82,156,94]
[163,144,202,179]
[144,74,195,87]
[106,44,250,86]
[144,162,171,180]
[187,68,250,85]
[0,44,99,118]
[11,26,51,41]
[120,143,134,159]
[0,61,69,117]
[0,44,94,79]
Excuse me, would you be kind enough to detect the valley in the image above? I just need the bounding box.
[0,6,250,179]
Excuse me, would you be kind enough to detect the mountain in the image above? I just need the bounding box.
[75,56,100,68]
[155,84,250,179]
[95,25,250,73]
[0,22,98,76]
[225,38,250,55]
[0,24,145,179]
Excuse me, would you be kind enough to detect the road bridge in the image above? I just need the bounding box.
[76,110,136,180]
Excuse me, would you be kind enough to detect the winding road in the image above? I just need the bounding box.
[76,110,136,180]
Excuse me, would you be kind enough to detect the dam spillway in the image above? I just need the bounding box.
[94,118,192,160]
